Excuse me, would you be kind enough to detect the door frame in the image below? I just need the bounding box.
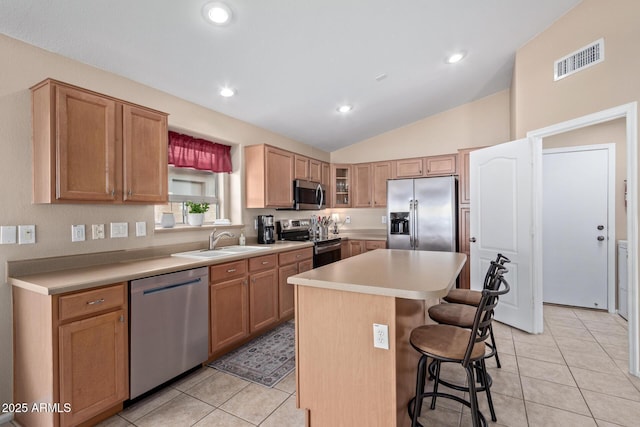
[527,102,638,377]
[542,144,616,311]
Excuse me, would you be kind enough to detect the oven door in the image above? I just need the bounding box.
[313,241,342,268]
[294,180,326,210]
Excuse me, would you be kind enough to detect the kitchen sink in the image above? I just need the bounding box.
[171,245,269,259]
[215,245,269,253]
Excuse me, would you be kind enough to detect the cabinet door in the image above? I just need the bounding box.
[332,164,351,207]
[321,162,331,186]
[425,154,457,176]
[59,310,127,427]
[122,104,168,202]
[349,240,364,257]
[458,148,473,204]
[55,84,118,202]
[341,241,350,259]
[393,158,424,178]
[249,269,279,332]
[265,146,295,207]
[353,163,372,208]
[294,155,310,180]
[309,159,322,182]
[458,207,471,289]
[365,240,387,251]
[372,162,392,207]
[298,259,313,273]
[210,278,249,353]
[278,264,298,319]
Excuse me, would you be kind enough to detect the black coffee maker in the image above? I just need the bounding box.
[257,215,275,244]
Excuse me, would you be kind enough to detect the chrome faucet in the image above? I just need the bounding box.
[209,229,235,250]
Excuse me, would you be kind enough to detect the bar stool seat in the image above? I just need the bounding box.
[411,324,485,361]
[443,288,482,306]
[428,303,476,328]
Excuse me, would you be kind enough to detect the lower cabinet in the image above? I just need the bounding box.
[249,267,279,332]
[346,239,387,258]
[13,283,128,427]
[278,248,313,318]
[210,277,249,353]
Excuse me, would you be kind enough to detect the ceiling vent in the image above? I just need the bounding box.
[554,38,604,81]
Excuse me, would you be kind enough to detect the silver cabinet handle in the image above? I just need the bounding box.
[296,254,301,258]
[87,298,105,305]
[227,268,236,273]
[262,261,269,265]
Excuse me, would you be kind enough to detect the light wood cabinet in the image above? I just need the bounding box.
[295,155,310,180]
[457,148,477,205]
[346,239,387,258]
[249,255,279,332]
[341,241,351,259]
[332,164,351,207]
[210,260,249,354]
[13,283,128,427]
[245,144,295,208]
[31,79,168,204]
[425,153,457,176]
[278,247,313,318]
[372,161,392,207]
[458,207,471,289]
[309,158,322,182]
[393,158,424,178]
[353,163,372,208]
[349,240,365,257]
[365,240,387,251]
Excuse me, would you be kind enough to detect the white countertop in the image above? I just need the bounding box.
[9,241,313,296]
[287,249,466,299]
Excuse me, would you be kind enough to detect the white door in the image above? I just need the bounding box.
[470,138,536,332]
[542,145,614,309]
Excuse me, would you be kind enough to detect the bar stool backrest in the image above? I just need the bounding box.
[482,254,511,291]
[462,271,510,367]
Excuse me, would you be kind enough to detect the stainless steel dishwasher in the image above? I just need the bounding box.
[130,267,208,399]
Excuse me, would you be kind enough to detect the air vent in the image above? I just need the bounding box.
[554,38,604,81]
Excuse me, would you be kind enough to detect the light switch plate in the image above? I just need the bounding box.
[71,224,85,242]
[110,222,128,238]
[18,225,36,244]
[135,221,146,237]
[0,226,17,244]
[345,215,351,224]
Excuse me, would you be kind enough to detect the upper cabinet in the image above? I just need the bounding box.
[294,155,310,180]
[372,162,392,207]
[245,144,294,208]
[31,79,168,204]
[309,158,322,182]
[424,154,457,176]
[353,162,391,208]
[393,158,424,178]
[331,164,351,208]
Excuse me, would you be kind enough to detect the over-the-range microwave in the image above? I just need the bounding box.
[279,179,326,210]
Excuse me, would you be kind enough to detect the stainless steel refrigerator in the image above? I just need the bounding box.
[387,176,457,251]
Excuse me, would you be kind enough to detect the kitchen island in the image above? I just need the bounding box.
[288,249,466,427]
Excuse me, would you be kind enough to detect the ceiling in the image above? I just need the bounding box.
[0,0,582,152]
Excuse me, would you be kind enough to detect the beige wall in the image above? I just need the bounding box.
[0,34,327,408]
[331,90,511,163]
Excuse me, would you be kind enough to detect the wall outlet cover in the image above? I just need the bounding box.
[18,225,36,244]
[0,226,17,244]
[135,221,146,237]
[381,215,387,224]
[345,215,351,224]
[110,222,128,238]
[91,224,105,240]
[71,224,85,242]
[373,323,389,350]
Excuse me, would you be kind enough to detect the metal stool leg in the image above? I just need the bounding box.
[430,360,441,410]
[489,324,501,368]
[410,355,428,427]
[465,364,481,427]
[480,359,497,422]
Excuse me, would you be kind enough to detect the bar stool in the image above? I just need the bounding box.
[430,255,510,368]
[408,272,510,427]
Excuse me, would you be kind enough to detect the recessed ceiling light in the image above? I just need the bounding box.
[220,87,235,97]
[203,2,233,25]
[337,104,353,113]
[446,52,466,64]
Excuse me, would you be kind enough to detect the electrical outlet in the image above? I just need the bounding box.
[345,215,351,224]
[71,224,85,242]
[18,225,36,244]
[92,224,105,240]
[373,323,389,350]
[381,215,387,224]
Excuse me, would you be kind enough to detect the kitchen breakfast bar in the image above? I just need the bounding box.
[288,249,466,427]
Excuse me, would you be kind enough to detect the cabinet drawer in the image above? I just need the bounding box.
[249,254,277,272]
[279,248,313,265]
[58,283,126,322]
[210,260,247,283]
[365,240,387,251]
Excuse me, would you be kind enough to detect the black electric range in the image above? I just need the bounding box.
[277,219,342,267]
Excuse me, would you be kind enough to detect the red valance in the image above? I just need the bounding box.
[168,131,232,173]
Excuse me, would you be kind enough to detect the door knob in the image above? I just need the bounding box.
[597,225,604,230]
[470,237,477,243]
[597,236,605,241]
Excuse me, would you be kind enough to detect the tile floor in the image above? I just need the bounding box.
[2,304,638,426]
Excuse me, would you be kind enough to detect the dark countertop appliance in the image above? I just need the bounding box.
[277,218,342,268]
[257,214,275,244]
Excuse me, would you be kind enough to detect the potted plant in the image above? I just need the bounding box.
[186,201,209,226]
